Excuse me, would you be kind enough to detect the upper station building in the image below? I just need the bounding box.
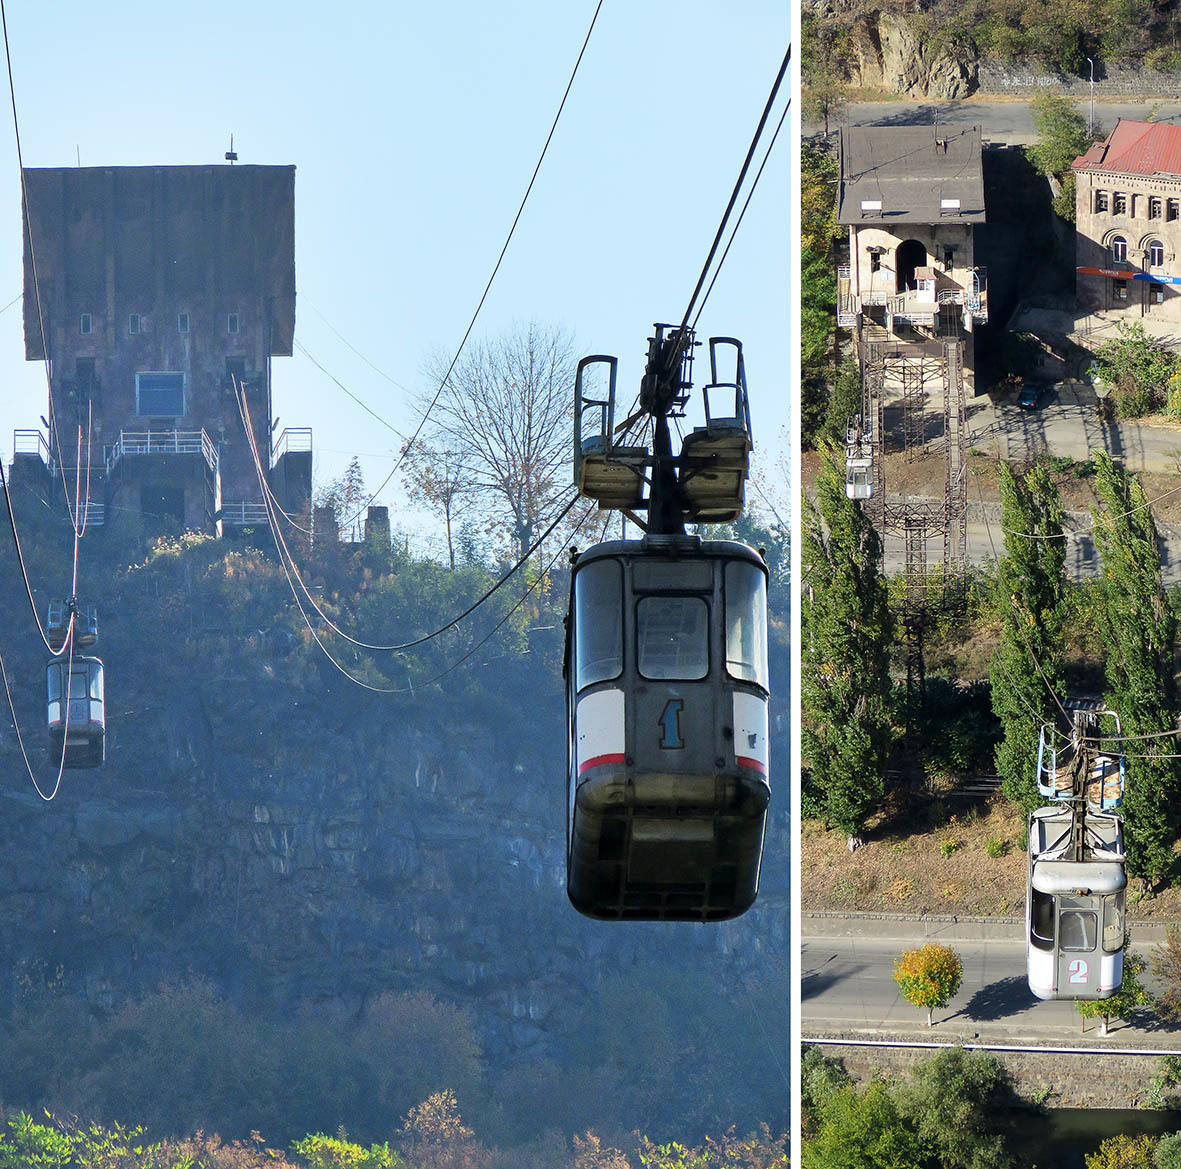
[836,123,988,350]
[1074,119,1181,323]
[13,163,310,534]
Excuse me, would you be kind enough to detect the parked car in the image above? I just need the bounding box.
[1018,383,1039,409]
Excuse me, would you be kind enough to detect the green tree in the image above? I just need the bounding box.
[801,448,894,838]
[893,943,963,1026]
[895,1047,1019,1169]
[1086,1132,1158,1169]
[801,1082,923,1169]
[0,1113,73,1169]
[1155,1131,1181,1168]
[1029,93,1094,183]
[1076,949,1151,1035]
[1095,321,1180,418]
[990,460,1068,814]
[1091,453,1180,883]
[801,1045,852,1137]
[803,73,848,137]
[801,142,841,447]
[292,1133,404,1169]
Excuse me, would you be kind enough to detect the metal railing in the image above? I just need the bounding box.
[220,501,269,526]
[273,428,312,459]
[105,429,218,476]
[13,429,51,464]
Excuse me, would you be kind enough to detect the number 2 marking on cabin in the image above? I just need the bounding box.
[1068,959,1089,984]
[658,699,684,749]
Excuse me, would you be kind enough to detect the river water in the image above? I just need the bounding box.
[1024,1109,1181,1166]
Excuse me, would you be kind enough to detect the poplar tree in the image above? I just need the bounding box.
[1092,452,1179,884]
[989,460,1068,814]
[801,448,893,838]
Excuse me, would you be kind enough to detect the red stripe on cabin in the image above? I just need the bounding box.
[736,755,767,776]
[579,753,625,775]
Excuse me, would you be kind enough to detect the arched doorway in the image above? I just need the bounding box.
[896,239,927,293]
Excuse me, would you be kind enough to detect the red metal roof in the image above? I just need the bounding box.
[1073,119,1181,177]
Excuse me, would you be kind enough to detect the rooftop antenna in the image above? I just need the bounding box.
[225,134,238,164]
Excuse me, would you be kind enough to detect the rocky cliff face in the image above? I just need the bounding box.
[844,9,977,98]
[0,537,788,1080]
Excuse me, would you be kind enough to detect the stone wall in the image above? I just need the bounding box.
[975,60,1181,99]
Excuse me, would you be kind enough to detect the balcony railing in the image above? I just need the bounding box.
[13,429,51,464]
[273,427,312,459]
[105,429,219,477]
[220,501,269,526]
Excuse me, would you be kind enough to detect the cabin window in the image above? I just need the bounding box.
[637,596,708,680]
[1102,891,1125,953]
[1030,889,1055,951]
[136,371,185,416]
[1059,907,1097,952]
[574,559,622,690]
[1095,190,1108,213]
[725,561,768,688]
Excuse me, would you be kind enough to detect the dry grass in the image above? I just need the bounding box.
[802,796,1181,922]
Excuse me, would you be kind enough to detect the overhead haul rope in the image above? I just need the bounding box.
[240,379,594,693]
[336,0,604,534]
[0,0,81,532]
[663,43,790,377]
[236,378,584,653]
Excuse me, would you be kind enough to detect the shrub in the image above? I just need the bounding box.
[985,837,1008,859]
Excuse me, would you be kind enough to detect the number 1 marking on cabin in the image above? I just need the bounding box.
[1069,959,1089,985]
[659,699,684,749]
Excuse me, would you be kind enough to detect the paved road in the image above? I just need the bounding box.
[803,929,1181,1043]
[809,100,1181,145]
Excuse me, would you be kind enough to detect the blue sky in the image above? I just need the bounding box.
[0,1,789,554]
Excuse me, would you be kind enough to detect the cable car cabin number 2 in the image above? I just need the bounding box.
[564,537,770,922]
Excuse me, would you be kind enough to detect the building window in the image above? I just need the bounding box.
[178,312,189,334]
[870,252,881,273]
[1151,283,1166,305]
[135,371,185,417]
[1113,193,1127,215]
[1111,235,1128,263]
[1170,199,1180,222]
[1149,239,1165,266]
[1150,196,1162,218]
[128,313,141,335]
[1095,190,1109,213]
[227,312,240,335]
[79,313,92,336]
[1114,279,1129,301]
[943,247,954,267]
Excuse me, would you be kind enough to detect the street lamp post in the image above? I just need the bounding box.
[1087,57,1095,138]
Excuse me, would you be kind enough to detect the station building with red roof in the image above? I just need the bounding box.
[1074,119,1181,322]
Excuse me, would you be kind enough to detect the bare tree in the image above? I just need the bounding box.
[420,321,575,561]
[401,442,474,570]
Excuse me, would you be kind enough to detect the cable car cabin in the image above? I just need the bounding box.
[47,656,105,768]
[1026,805,1126,1000]
[564,535,770,921]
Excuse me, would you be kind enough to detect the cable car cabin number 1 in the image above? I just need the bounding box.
[564,535,770,921]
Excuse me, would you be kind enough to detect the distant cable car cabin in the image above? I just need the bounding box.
[844,414,874,500]
[566,329,769,921]
[1026,706,1126,1000]
[47,656,105,768]
[564,536,769,920]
